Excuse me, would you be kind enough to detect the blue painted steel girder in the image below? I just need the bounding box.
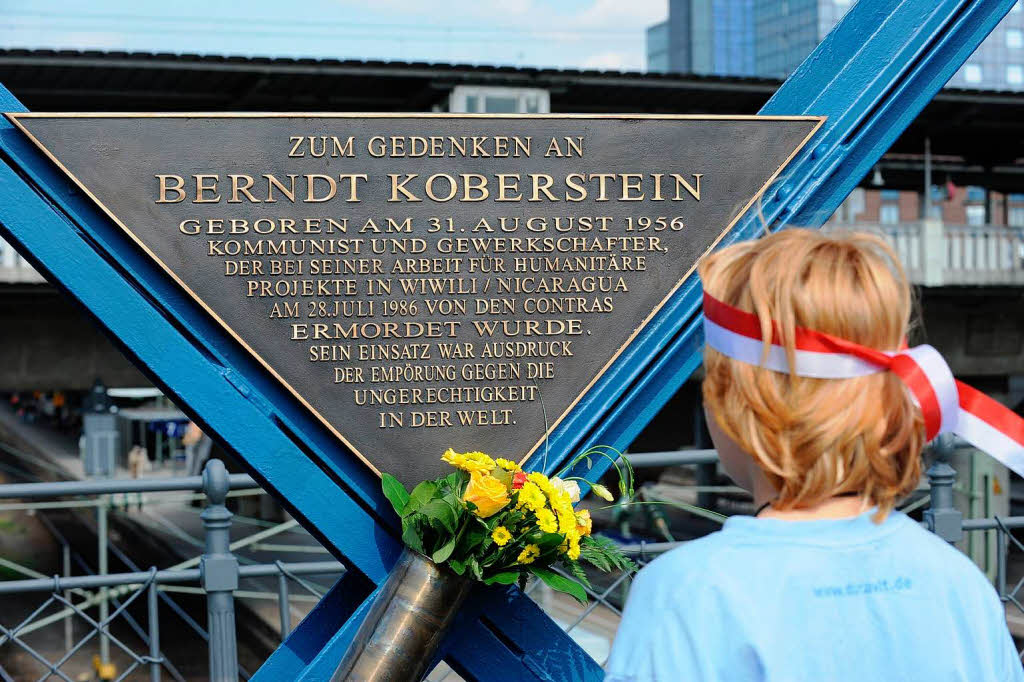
[0,0,1015,679]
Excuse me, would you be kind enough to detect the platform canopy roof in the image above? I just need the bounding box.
[1,48,1023,191]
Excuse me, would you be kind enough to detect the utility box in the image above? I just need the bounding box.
[82,413,119,477]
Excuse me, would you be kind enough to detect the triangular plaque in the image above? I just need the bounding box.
[7,113,822,486]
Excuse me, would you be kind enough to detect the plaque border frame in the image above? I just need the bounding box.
[5,112,825,476]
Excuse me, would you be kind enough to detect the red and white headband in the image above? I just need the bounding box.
[703,292,1024,478]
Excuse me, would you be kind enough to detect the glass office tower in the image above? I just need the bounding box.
[648,0,1024,91]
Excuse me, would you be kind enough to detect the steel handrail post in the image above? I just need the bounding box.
[200,459,239,682]
[924,435,964,543]
[148,579,161,682]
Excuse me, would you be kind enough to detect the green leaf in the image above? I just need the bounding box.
[580,536,636,574]
[456,524,488,558]
[402,481,439,516]
[432,535,458,564]
[564,560,593,589]
[535,532,565,550]
[448,557,467,575]
[467,556,483,581]
[483,571,521,586]
[529,566,587,604]
[441,472,465,492]
[421,499,459,534]
[401,518,425,554]
[381,474,410,517]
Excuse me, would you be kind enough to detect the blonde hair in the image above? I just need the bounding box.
[699,229,924,518]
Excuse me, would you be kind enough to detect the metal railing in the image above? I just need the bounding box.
[4,448,1024,680]
[0,460,343,682]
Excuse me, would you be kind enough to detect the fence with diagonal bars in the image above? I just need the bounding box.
[0,460,341,681]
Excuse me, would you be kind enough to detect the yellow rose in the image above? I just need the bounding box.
[575,509,593,537]
[463,471,510,518]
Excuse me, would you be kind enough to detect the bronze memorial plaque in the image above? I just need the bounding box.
[7,113,823,485]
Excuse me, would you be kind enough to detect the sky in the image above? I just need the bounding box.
[0,0,668,71]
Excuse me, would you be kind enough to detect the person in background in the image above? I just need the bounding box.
[605,230,1022,682]
[126,445,149,509]
[182,421,212,477]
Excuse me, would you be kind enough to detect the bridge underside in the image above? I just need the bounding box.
[0,283,1020,403]
[0,285,146,390]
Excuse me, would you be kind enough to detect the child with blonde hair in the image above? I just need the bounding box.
[606,229,1022,681]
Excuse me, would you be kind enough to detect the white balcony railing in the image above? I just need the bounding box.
[944,225,1024,285]
[828,222,1024,286]
[4,225,1022,288]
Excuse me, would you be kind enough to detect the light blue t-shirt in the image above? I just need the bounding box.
[605,510,1022,682]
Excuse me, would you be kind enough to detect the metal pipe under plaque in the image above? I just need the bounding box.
[332,549,473,682]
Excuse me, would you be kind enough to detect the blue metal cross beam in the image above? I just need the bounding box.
[0,1,1013,679]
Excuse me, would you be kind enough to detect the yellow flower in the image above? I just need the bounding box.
[535,508,558,533]
[557,508,577,535]
[463,451,496,469]
[517,544,541,564]
[566,535,581,561]
[558,529,582,560]
[463,471,510,518]
[442,448,495,475]
[491,526,512,546]
[515,482,547,512]
[527,472,554,494]
[575,509,593,537]
[495,458,519,472]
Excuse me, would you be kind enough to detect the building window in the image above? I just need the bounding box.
[966,205,987,226]
[448,86,550,114]
[1009,29,1024,49]
[1009,65,1024,85]
[880,189,901,201]
[965,64,983,84]
[1009,206,1024,227]
[966,186,986,202]
[879,203,900,225]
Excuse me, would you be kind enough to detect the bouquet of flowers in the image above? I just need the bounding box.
[381,448,635,603]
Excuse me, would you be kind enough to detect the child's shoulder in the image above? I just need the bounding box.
[631,511,993,595]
